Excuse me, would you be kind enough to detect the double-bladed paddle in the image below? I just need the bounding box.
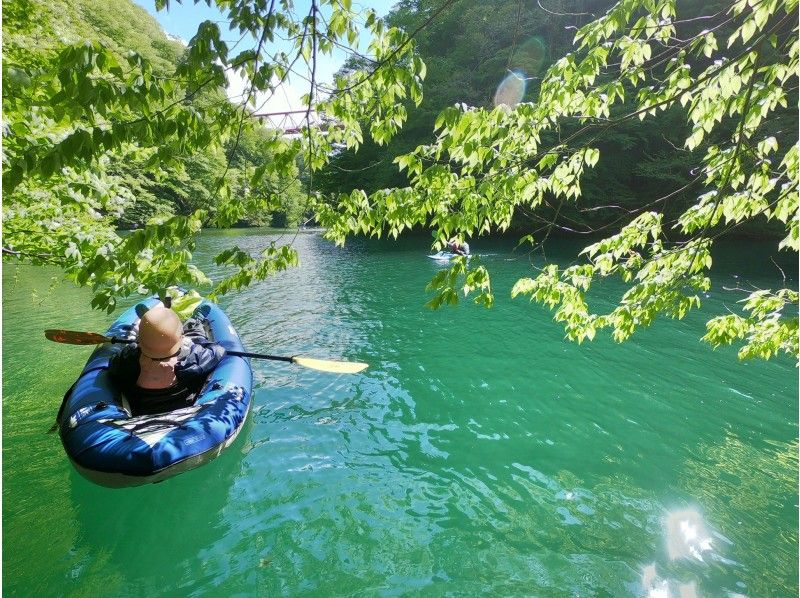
[45,329,368,374]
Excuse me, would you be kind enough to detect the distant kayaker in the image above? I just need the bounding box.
[108,305,226,415]
[447,238,470,256]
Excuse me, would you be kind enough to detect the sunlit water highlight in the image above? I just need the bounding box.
[3,231,797,595]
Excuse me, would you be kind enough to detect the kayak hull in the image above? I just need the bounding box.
[427,251,472,261]
[56,298,253,488]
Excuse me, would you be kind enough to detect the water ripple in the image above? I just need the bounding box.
[3,235,797,596]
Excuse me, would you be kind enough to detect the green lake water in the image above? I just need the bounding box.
[3,230,798,596]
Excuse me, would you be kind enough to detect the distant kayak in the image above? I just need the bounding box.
[427,251,472,261]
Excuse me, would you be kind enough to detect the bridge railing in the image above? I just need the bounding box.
[253,110,338,135]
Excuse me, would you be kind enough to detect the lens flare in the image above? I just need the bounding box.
[510,36,547,76]
[493,71,526,108]
[493,37,546,108]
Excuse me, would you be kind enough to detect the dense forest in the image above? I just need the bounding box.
[316,0,796,239]
[3,0,307,230]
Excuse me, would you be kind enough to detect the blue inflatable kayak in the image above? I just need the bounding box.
[56,298,253,487]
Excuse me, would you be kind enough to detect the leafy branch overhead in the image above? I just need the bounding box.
[3,0,424,309]
[317,0,798,362]
[3,0,797,363]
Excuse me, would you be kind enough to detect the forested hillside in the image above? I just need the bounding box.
[317,0,795,238]
[3,0,183,71]
[3,0,305,230]
[317,0,603,195]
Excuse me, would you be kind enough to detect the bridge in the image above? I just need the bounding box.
[252,109,336,135]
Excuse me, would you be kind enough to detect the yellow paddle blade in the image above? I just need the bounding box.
[291,356,368,374]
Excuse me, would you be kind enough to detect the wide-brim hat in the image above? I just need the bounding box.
[138,306,182,359]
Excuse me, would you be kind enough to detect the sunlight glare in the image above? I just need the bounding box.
[493,71,527,107]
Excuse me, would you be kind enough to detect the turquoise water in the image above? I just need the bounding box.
[3,230,798,596]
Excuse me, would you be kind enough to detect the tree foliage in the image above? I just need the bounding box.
[3,0,797,362]
[316,0,742,239]
[3,0,423,309]
[316,0,799,362]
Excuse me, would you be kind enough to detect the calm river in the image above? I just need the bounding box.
[3,230,797,596]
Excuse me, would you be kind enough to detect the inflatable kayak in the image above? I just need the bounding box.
[427,251,472,261]
[55,297,253,488]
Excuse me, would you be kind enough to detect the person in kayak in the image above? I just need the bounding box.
[108,305,226,415]
[447,238,470,256]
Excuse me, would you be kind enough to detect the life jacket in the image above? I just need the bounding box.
[108,341,225,416]
[126,384,196,416]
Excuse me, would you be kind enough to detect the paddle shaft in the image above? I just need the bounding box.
[102,335,294,362]
[228,350,293,362]
[44,329,368,373]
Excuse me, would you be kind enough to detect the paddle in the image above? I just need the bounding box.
[44,329,368,374]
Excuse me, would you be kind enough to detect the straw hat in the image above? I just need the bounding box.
[138,306,183,359]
